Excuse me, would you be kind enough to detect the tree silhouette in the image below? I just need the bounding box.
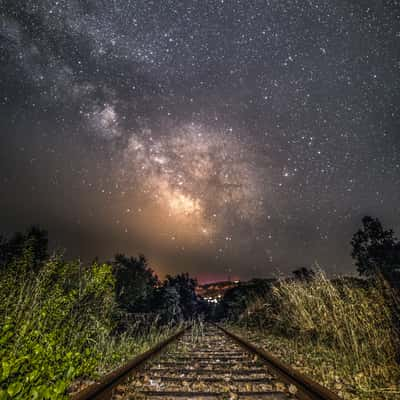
[112,254,158,313]
[351,216,400,283]
[164,273,198,319]
[0,225,48,271]
[152,285,183,323]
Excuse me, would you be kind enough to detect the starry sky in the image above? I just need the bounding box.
[1,0,399,282]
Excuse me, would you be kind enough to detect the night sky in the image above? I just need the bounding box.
[1,1,399,282]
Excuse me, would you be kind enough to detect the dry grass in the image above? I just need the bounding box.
[231,271,400,399]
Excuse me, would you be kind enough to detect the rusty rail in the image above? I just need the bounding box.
[215,323,342,400]
[71,323,343,400]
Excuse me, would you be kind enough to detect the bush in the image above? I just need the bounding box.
[0,246,115,399]
[0,242,187,399]
[214,278,275,322]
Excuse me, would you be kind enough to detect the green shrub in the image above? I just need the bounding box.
[0,246,115,399]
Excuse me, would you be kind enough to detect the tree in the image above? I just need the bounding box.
[0,225,48,271]
[351,216,400,280]
[164,273,198,319]
[214,279,275,321]
[112,254,158,313]
[152,285,183,324]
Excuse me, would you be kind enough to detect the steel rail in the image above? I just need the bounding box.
[70,325,190,400]
[71,323,343,400]
[215,323,343,400]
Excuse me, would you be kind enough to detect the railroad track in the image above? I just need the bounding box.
[71,323,342,400]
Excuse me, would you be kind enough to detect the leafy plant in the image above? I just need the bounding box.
[0,240,185,399]
[0,247,115,399]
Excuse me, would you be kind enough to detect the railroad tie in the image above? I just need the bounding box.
[117,325,301,399]
[71,323,342,400]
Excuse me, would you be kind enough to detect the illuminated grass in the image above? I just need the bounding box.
[0,253,177,399]
[229,272,400,400]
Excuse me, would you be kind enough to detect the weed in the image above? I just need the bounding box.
[0,250,175,399]
[230,271,400,399]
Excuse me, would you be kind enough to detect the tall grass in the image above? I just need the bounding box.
[235,271,400,399]
[0,248,176,399]
[274,273,398,370]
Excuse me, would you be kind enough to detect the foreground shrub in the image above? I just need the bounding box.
[0,247,115,399]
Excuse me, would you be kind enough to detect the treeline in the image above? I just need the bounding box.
[112,254,209,326]
[0,227,208,327]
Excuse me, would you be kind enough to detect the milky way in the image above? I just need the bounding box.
[0,0,399,281]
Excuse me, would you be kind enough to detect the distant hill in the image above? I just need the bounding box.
[196,280,240,302]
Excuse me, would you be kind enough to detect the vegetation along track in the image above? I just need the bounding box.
[71,323,342,400]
